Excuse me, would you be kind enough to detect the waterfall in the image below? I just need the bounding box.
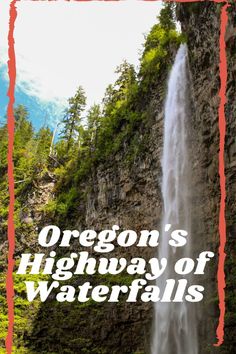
[151,44,198,354]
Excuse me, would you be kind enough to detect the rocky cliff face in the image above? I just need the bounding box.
[177,2,236,353]
[15,2,236,354]
[25,82,167,354]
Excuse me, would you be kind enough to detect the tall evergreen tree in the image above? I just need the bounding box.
[86,104,101,150]
[158,3,176,30]
[61,86,86,151]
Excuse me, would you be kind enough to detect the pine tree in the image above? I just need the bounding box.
[61,86,86,151]
[158,3,176,30]
[86,104,101,150]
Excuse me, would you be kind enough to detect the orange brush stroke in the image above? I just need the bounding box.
[214,1,229,347]
[6,1,17,354]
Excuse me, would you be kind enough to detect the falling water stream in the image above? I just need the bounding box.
[151,44,198,354]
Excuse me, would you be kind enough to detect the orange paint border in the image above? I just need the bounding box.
[214,2,229,347]
[5,0,229,352]
[6,1,17,354]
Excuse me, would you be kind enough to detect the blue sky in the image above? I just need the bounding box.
[0,66,64,131]
[0,0,162,132]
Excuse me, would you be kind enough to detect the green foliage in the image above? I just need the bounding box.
[96,272,135,286]
[0,125,8,174]
[14,105,34,147]
[0,104,53,239]
[139,25,183,93]
[15,126,52,189]
[0,271,48,352]
[43,186,79,217]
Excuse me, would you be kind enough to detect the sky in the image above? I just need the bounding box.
[0,0,163,131]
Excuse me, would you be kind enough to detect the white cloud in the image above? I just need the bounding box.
[0,0,162,115]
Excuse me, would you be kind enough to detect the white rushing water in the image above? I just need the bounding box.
[151,44,198,354]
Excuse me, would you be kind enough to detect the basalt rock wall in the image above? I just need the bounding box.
[177,2,236,353]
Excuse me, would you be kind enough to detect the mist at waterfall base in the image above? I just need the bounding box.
[151,44,198,354]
